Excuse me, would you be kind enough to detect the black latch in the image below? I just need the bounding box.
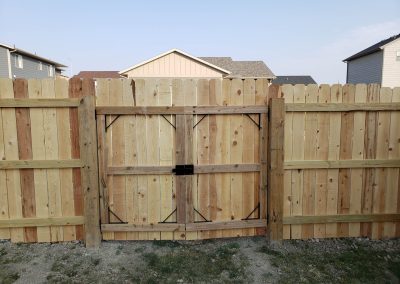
[172,164,194,175]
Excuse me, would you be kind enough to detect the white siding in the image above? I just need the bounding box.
[382,39,400,88]
[346,51,383,84]
[125,52,224,78]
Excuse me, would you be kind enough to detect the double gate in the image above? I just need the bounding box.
[95,78,269,240]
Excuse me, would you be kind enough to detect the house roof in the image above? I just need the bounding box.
[0,43,67,68]
[73,71,122,79]
[272,76,317,85]
[199,57,275,78]
[119,49,231,75]
[343,33,400,62]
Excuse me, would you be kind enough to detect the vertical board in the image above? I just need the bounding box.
[290,84,306,239]
[230,79,244,237]
[146,79,160,240]
[0,79,23,242]
[349,84,367,237]
[197,79,210,239]
[158,79,174,240]
[55,78,76,241]
[242,79,256,236]
[372,87,392,239]
[123,79,139,241]
[135,79,149,240]
[29,79,50,242]
[314,85,330,238]
[386,88,400,238]
[68,78,84,240]
[361,84,379,237]
[110,79,127,240]
[326,85,342,237]
[302,85,318,239]
[281,84,293,239]
[42,79,63,242]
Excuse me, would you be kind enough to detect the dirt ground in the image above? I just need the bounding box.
[0,236,399,283]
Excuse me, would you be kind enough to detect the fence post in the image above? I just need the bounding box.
[267,98,285,241]
[78,95,101,248]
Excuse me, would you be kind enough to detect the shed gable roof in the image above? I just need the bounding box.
[272,75,316,85]
[119,49,231,75]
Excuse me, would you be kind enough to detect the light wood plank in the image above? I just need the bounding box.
[229,79,244,237]
[158,79,174,240]
[186,219,266,231]
[242,79,256,237]
[349,84,367,237]
[291,84,306,238]
[284,214,400,225]
[55,78,76,241]
[373,87,392,239]
[0,159,82,169]
[122,79,139,241]
[29,79,50,242]
[314,85,330,238]
[102,223,185,232]
[326,85,342,237]
[96,105,268,115]
[0,98,80,108]
[0,216,84,228]
[284,159,400,169]
[286,103,400,112]
[361,84,379,237]
[109,79,127,241]
[384,87,400,238]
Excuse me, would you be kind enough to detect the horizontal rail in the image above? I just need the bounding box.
[0,98,81,108]
[286,103,400,112]
[101,223,185,232]
[0,216,85,228]
[107,164,261,175]
[101,219,266,232]
[185,219,266,231]
[0,159,83,169]
[284,159,400,169]
[96,105,268,115]
[283,214,400,225]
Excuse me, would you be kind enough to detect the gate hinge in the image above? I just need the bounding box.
[172,164,194,175]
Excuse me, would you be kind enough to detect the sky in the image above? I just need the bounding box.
[1,0,399,83]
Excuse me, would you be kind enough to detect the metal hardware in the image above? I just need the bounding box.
[193,114,208,129]
[108,207,128,224]
[242,202,260,220]
[172,164,194,175]
[105,115,121,132]
[244,113,261,130]
[194,208,211,223]
[159,208,177,223]
[161,115,176,129]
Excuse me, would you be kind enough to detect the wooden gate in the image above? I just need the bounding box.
[96,78,269,240]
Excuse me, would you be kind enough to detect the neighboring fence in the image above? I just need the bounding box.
[278,84,400,240]
[0,78,399,247]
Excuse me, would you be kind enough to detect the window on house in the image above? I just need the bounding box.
[48,65,54,76]
[397,50,400,61]
[38,61,42,70]
[15,55,23,68]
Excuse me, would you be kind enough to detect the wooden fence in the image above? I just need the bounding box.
[279,84,400,240]
[0,78,399,247]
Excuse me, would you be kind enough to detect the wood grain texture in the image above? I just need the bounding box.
[14,79,37,242]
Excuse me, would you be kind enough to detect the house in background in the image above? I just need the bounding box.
[73,71,122,79]
[343,33,400,88]
[119,49,275,82]
[0,43,67,79]
[272,75,316,85]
